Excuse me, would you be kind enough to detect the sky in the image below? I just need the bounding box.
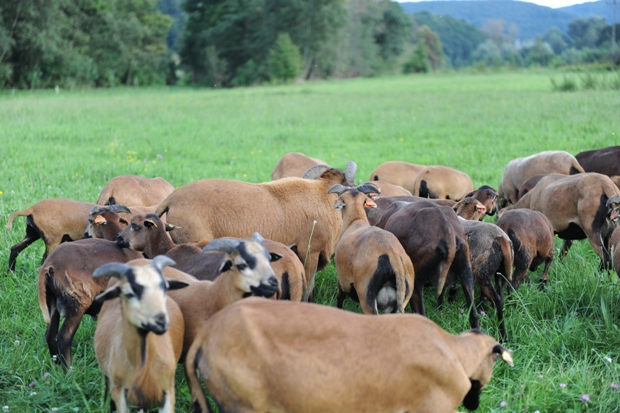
[397,0,600,9]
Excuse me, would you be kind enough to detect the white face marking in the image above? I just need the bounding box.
[229,240,277,295]
[120,265,169,332]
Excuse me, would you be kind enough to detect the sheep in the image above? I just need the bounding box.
[366,195,455,227]
[6,199,95,271]
[517,174,547,200]
[361,180,412,196]
[378,199,479,329]
[155,161,357,298]
[575,146,620,182]
[93,255,189,413]
[464,185,499,217]
[412,165,474,201]
[116,213,306,301]
[498,150,584,207]
[496,209,555,289]
[505,172,620,269]
[96,175,174,207]
[37,238,143,367]
[185,298,514,413]
[271,152,328,180]
[368,161,426,193]
[459,219,514,341]
[328,183,415,314]
[454,198,487,221]
[85,204,132,240]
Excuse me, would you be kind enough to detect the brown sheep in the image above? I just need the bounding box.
[412,165,474,201]
[37,238,143,367]
[368,161,426,194]
[6,199,95,271]
[329,183,415,314]
[271,152,328,180]
[496,209,555,289]
[454,198,487,221]
[117,214,306,301]
[185,298,513,413]
[498,150,584,207]
[96,175,174,207]
[85,204,131,240]
[361,180,412,196]
[366,195,456,227]
[506,173,620,269]
[93,256,188,412]
[517,174,547,200]
[155,162,357,298]
[575,146,620,181]
[464,185,499,217]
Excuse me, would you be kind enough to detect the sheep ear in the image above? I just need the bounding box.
[219,260,233,273]
[93,262,131,279]
[152,255,176,272]
[363,198,377,209]
[119,217,129,226]
[465,190,475,198]
[269,252,282,262]
[493,345,514,367]
[95,285,121,302]
[105,197,117,206]
[166,280,189,291]
[94,215,107,225]
[345,161,357,186]
[165,223,178,232]
[203,238,241,254]
[144,219,158,229]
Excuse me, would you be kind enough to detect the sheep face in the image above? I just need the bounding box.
[607,196,620,222]
[454,198,486,220]
[116,215,158,250]
[204,234,280,299]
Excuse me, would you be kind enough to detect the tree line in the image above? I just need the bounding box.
[0,0,618,89]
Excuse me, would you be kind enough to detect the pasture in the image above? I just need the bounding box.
[1,70,619,412]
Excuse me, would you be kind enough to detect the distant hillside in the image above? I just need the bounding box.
[399,1,579,40]
[559,1,614,23]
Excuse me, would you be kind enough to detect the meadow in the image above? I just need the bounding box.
[1,70,619,412]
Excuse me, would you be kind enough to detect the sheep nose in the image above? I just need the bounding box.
[154,313,167,327]
[267,276,278,287]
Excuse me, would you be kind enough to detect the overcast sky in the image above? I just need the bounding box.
[398,0,599,9]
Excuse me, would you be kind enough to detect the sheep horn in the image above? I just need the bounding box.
[151,255,176,273]
[357,183,380,196]
[606,195,620,208]
[302,164,330,180]
[93,262,131,279]
[345,161,357,186]
[251,232,265,244]
[107,204,132,214]
[203,238,241,253]
[89,205,107,215]
[328,184,348,195]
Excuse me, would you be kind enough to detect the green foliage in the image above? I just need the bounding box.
[550,74,578,91]
[524,37,556,67]
[373,1,411,64]
[268,34,302,83]
[403,41,429,73]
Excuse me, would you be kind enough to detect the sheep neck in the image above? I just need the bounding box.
[339,204,371,239]
[144,228,176,259]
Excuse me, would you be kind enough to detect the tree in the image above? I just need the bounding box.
[415,24,443,70]
[543,27,569,55]
[403,40,429,73]
[568,16,607,49]
[268,33,302,83]
[523,37,555,67]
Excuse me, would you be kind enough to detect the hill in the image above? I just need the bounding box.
[559,1,615,23]
[399,1,579,39]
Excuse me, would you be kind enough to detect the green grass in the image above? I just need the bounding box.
[1,70,620,412]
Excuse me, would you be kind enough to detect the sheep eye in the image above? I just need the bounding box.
[125,291,136,299]
[237,263,248,270]
[131,224,140,230]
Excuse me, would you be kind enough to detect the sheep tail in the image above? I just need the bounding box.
[5,207,32,231]
[498,237,514,282]
[38,266,52,324]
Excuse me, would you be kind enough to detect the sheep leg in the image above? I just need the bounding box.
[57,313,84,368]
[538,255,553,289]
[8,224,40,272]
[104,376,117,413]
[45,309,61,360]
[159,388,174,413]
[484,276,506,342]
[511,249,531,291]
[410,283,426,316]
[336,286,346,309]
[560,239,573,258]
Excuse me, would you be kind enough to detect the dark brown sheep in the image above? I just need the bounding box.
[464,185,499,217]
[575,146,620,181]
[517,174,547,200]
[271,152,328,180]
[366,195,456,227]
[454,198,487,221]
[96,175,174,207]
[496,209,555,289]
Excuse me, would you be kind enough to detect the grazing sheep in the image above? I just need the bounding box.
[155,162,357,298]
[116,214,305,301]
[97,175,174,207]
[329,183,415,314]
[517,174,547,200]
[85,204,132,240]
[496,209,555,289]
[185,298,513,413]
[271,152,328,180]
[460,219,514,341]
[366,195,455,227]
[506,173,620,269]
[454,198,487,221]
[379,200,479,329]
[465,185,499,217]
[412,165,474,201]
[37,238,143,367]
[575,146,620,181]
[498,150,584,207]
[368,161,426,194]
[361,180,412,196]
[93,256,188,413]
[6,199,95,271]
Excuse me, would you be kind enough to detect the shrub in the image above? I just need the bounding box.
[267,33,302,84]
[550,75,578,91]
[403,41,430,74]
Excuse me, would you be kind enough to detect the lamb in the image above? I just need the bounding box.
[412,165,474,201]
[93,255,188,413]
[37,238,143,367]
[155,162,357,297]
[185,298,513,413]
[6,198,95,271]
[460,219,514,341]
[117,214,306,301]
[496,209,555,289]
[96,175,174,207]
[271,152,328,180]
[505,173,620,269]
[329,183,415,314]
[378,199,479,329]
[454,198,487,221]
[464,185,499,217]
[498,150,584,207]
[368,161,426,194]
[575,146,620,183]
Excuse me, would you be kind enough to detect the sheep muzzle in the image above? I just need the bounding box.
[250,276,279,298]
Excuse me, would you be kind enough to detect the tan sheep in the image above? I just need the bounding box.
[412,165,474,201]
[97,175,174,207]
[271,152,328,180]
[185,298,513,413]
[368,161,426,193]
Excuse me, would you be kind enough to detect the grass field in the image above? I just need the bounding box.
[1,70,619,412]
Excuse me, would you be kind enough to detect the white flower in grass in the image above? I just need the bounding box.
[3,406,9,412]
[14,340,20,346]
[51,408,58,412]
[30,392,36,396]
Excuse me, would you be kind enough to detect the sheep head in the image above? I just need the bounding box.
[203,233,280,299]
[93,256,188,335]
[328,183,380,210]
[85,204,132,238]
[606,195,620,221]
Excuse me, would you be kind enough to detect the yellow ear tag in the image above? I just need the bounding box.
[146,220,158,228]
